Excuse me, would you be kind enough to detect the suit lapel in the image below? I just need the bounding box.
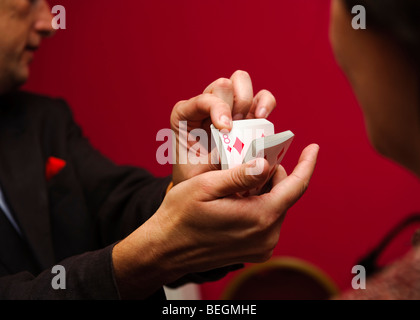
[0,99,55,269]
[0,208,41,275]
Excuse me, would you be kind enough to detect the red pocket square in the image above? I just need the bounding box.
[45,156,66,181]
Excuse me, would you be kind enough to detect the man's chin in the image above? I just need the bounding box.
[17,65,30,85]
[0,73,29,95]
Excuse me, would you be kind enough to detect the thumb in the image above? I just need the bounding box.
[270,143,320,211]
[200,158,270,199]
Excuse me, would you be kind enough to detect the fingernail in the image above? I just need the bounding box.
[256,107,268,118]
[220,115,232,128]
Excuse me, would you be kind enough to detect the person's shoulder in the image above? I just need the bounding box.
[13,90,68,108]
[12,90,73,118]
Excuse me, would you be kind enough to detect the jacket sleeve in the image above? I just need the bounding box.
[0,245,121,300]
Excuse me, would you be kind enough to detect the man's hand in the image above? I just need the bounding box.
[112,144,319,299]
[171,70,277,186]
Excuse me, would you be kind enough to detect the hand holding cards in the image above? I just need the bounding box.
[211,119,294,195]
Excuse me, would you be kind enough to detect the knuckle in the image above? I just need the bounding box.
[174,100,187,109]
[196,92,212,103]
[171,99,188,120]
[214,77,233,89]
[171,101,181,115]
[231,167,254,190]
[194,93,215,111]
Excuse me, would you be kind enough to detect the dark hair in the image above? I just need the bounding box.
[344,0,420,65]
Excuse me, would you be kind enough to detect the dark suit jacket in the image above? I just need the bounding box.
[0,91,178,299]
[0,91,241,300]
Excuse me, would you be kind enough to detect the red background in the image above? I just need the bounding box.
[25,0,420,299]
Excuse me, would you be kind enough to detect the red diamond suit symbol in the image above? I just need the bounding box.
[233,137,245,154]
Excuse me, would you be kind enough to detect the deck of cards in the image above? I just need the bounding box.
[211,119,294,195]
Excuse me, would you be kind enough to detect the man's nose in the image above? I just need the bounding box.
[34,0,56,38]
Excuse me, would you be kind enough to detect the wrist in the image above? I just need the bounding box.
[112,214,184,299]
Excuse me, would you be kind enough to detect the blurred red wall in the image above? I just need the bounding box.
[24,0,420,299]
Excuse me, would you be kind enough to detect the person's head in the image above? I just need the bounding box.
[0,0,55,95]
[329,0,420,177]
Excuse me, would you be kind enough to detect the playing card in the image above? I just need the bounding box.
[211,119,294,196]
[211,119,275,170]
[243,130,294,172]
[243,130,294,195]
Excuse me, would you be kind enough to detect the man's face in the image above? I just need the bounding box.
[0,0,54,94]
[329,0,420,172]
